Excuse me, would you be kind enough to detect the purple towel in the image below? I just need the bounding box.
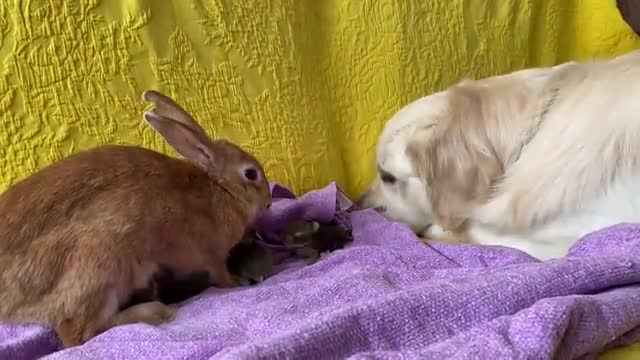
[2,182,640,359]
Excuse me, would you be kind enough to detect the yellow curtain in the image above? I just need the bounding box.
[0,0,638,200]
[0,0,639,358]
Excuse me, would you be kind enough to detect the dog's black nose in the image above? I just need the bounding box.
[356,192,387,214]
[356,191,371,208]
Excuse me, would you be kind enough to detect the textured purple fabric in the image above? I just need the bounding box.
[2,182,640,359]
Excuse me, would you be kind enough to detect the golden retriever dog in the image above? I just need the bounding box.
[358,50,640,260]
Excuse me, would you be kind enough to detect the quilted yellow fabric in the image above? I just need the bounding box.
[0,0,639,357]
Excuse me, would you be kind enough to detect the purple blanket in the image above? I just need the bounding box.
[2,182,640,359]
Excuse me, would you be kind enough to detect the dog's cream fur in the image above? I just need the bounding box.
[359,50,640,260]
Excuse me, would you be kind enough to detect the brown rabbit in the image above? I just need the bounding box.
[0,90,271,348]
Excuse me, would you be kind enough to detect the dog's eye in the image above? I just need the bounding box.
[380,172,397,184]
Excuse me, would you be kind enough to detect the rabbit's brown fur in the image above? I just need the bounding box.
[0,90,271,348]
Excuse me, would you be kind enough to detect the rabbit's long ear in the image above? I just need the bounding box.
[142,90,211,140]
[143,111,215,171]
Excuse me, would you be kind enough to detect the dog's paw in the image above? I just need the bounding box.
[422,224,448,239]
[421,224,469,244]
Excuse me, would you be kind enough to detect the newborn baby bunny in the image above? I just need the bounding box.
[227,231,284,285]
[0,90,271,348]
[223,220,353,287]
[281,220,352,263]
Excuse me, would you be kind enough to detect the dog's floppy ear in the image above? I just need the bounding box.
[406,82,504,231]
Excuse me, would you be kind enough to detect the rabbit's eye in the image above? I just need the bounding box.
[244,168,258,181]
